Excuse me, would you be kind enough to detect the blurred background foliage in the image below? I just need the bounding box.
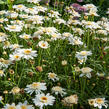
[0,0,109,16]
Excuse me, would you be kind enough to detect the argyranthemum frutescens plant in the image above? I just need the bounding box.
[0,0,109,109]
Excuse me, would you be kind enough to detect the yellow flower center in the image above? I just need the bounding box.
[87,21,92,25]
[80,51,87,56]
[29,8,34,11]
[49,73,55,78]
[31,83,39,89]
[52,34,57,38]
[0,70,4,74]
[10,25,16,29]
[14,55,20,59]
[0,18,4,22]
[18,5,23,8]
[96,98,104,104]
[41,43,46,47]
[40,96,48,103]
[0,32,5,36]
[24,35,29,39]
[21,105,27,109]
[8,106,16,109]
[24,50,31,55]
[54,87,62,91]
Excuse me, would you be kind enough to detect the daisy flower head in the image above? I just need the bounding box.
[52,86,66,97]
[73,28,84,36]
[62,32,73,39]
[10,87,20,95]
[6,11,18,19]
[25,82,47,95]
[88,98,108,109]
[18,101,34,109]
[9,53,22,61]
[9,44,23,51]
[0,18,8,23]
[27,15,44,25]
[53,18,66,25]
[35,6,47,12]
[38,41,49,49]
[24,7,38,15]
[5,25,23,32]
[94,98,108,109]
[75,50,92,63]
[88,99,96,106]
[80,67,93,78]
[48,72,59,82]
[19,33,32,40]
[51,33,62,40]
[0,58,11,69]
[48,10,61,18]
[62,94,78,106]
[69,36,83,45]
[0,32,8,42]
[0,69,5,77]
[33,93,55,109]
[17,48,37,60]
[13,4,27,12]
[4,103,20,109]
[3,41,11,49]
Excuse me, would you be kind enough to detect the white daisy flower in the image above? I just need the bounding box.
[27,15,44,24]
[4,103,20,109]
[34,6,47,12]
[62,32,73,39]
[18,101,34,109]
[0,18,8,23]
[0,32,8,42]
[69,36,83,45]
[38,41,49,49]
[19,14,29,19]
[9,44,23,51]
[75,50,92,63]
[0,69,5,77]
[9,53,22,61]
[94,98,108,109]
[5,25,23,32]
[53,18,66,25]
[19,33,32,40]
[80,67,93,78]
[13,4,27,11]
[25,82,47,95]
[52,86,66,97]
[10,87,20,95]
[24,8,38,15]
[33,93,55,109]
[0,58,11,69]
[48,10,61,18]
[48,72,59,81]
[17,48,37,60]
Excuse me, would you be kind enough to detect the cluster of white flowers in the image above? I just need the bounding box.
[9,48,37,61]
[75,51,92,64]
[88,98,108,109]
